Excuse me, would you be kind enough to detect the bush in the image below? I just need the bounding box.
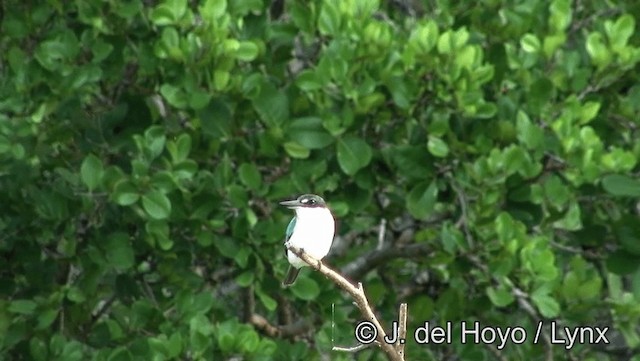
[1,0,640,360]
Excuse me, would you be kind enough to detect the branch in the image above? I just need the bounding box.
[447,173,475,248]
[249,314,313,338]
[376,218,387,250]
[395,303,407,358]
[287,245,404,361]
[341,243,432,280]
[467,254,554,361]
[332,343,374,352]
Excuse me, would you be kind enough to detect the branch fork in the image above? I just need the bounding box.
[286,245,407,361]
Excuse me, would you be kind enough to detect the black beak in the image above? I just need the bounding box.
[279,199,301,208]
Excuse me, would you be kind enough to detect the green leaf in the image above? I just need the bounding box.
[200,0,226,21]
[142,191,172,220]
[235,41,259,61]
[80,154,104,191]
[9,300,37,315]
[160,83,188,109]
[427,136,449,157]
[606,250,640,275]
[336,136,373,175]
[252,83,288,128]
[167,133,191,163]
[287,117,334,149]
[543,33,567,58]
[199,98,232,139]
[34,32,80,71]
[318,1,340,35]
[108,347,133,361]
[291,278,320,300]
[236,271,254,287]
[549,0,571,32]
[516,110,543,149]
[112,180,140,206]
[256,289,277,311]
[150,0,187,25]
[544,175,570,209]
[66,287,86,304]
[579,101,600,124]
[214,237,240,259]
[385,76,411,109]
[30,338,48,361]
[36,309,59,330]
[238,329,260,354]
[607,14,635,50]
[531,292,560,318]
[616,217,640,256]
[486,286,515,307]
[167,333,182,358]
[295,70,322,91]
[106,232,135,271]
[238,163,262,190]
[586,32,611,69]
[521,33,541,53]
[227,184,248,208]
[144,126,167,160]
[406,181,438,219]
[602,174,640,197]
[437,30,453,54]
[409,21,439,54]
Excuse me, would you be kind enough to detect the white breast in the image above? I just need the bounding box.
[286,207,335,269]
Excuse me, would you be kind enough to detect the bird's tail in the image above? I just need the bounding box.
[282,266,300,286]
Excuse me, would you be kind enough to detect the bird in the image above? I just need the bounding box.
[280,194,335,286]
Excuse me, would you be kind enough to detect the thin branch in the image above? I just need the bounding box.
[341,243,432,280]
[395,303,408,358]
[249,314,313,338]
[250,314,281,337]
[287,245,404,361]
[377,219,387,251]
[88,294,117,330]
[276,292,293,326]
[467,255,554,360]
[242,286,255,323]
[333,343,375,352]
[448,174,475,248]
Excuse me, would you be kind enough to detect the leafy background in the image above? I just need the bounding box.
[1,0,640,360]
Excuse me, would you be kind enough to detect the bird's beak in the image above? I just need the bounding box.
[279,199,301,208]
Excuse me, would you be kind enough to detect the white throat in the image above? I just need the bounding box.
[286,206,335,268]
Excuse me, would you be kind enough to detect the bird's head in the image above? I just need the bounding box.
[279,194,327,210]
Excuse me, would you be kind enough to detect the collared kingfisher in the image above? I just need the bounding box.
[280,194,335,286]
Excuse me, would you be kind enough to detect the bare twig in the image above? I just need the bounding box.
[377,219,387,251]
[395,303,408,358]
[287,245,404,361]
[88,294,117,331]
[243,286,255,323]
[448,175,475,248]
[249,314,313,338]
[341,243,433,280]
[331,343,373,353]
[333,343,374,352]
[468,255,554,360]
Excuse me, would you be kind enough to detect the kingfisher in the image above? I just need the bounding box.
[280,194,335,286]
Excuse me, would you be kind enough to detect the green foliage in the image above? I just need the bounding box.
[1,0,640,360]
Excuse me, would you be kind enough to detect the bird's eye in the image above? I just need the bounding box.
[309,199,316,204]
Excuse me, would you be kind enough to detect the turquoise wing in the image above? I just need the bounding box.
[285,216,296,242]
[284,216,296,257]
